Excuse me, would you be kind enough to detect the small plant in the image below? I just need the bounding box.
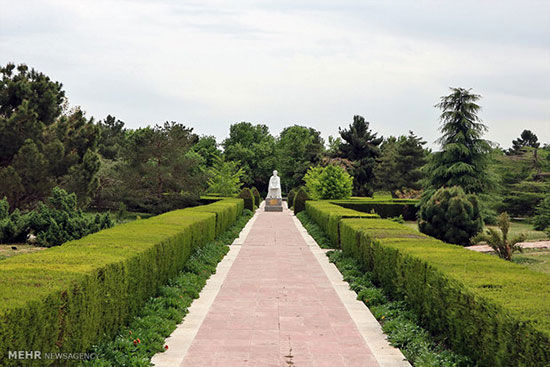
[472,212,527,261]
[116,202,128,221]
[390,215,404,224]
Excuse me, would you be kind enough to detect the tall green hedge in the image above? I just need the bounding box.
[305,201,378,247]
[293,188,309,215]
[0,198,243,366]
[319,213,549,366]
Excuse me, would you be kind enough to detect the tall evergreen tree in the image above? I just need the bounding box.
[338,115,382,196]
[510,130,540,154]
[424,88,493,194]
[395,131,428,190]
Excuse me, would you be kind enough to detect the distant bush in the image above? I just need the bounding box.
[293,188,310,214]
[28,187,113,247]
[287,188,297,209]
[0,198,27,243]
[304,165,353,200]
[499,191,545,217]
[533,195,550,231]
[251,187,261,207]
[238,188,254,211]
[418,186,483,246]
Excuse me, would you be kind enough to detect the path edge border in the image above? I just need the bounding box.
[291,213,411,367]
[151,206,261,367]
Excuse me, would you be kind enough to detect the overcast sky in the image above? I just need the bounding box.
[1,0,549,149]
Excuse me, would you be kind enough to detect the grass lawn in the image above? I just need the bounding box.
[512,249,550,274]
[404,220,548,242]
[0,243,46,261]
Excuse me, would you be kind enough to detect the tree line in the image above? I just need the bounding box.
[1,63,549,235]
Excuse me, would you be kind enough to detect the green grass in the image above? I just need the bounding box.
[513,249,550,274]
[81,209,254,366]
[0,243,46,261]
[404,220,548,243]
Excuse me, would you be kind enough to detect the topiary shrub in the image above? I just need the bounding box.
[293,188,310,214]
[287,188,296,209]
[251,187,261,207]
[418,186,483,246]
[238,188,254,211]
[533,195,550,231]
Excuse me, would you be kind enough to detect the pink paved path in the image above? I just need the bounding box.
[181,208,379,367]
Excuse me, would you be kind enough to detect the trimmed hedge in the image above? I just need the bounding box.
[336,217,550,367]
[331,198,419,220]
[287,189,296,209]
[293,188,309,215]
[238,188,255,211]
[0,198,243,366]
[305,201,378,247]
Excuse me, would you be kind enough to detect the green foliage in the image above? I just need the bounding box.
[114,122,205,213]
[251,187,261,207]
[287,188,296,209]
[533,195,550,231]
[27,187,113,247]
[276,125,325,190]
[304,165,353,200]
[338,115,383,196]
[192,135,221,168]
[295,211,332,249]
[0,198,243,365]
[500,191,545,217]
[418,186,483,245]
[333,216,550,367]
[424,88,494,194]
[222,122,277,192]
[332,198,419,220]
[324,250,473,367]
[97,115,126,160]
[206,155,244,197]
[375,132,428,192]
[238,188,255,211]
[82,209,253,366]
[293,188,310,215]
[305,201,378,247]
[509,129,540,155]
[472,212,527,261]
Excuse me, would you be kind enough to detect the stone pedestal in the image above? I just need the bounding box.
[264,198,283,212]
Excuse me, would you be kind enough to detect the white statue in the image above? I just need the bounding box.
[267,170,282,199]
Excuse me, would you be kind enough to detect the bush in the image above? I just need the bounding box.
[251,187,261,207]
[418,186,483,245]
[499,191,546,217]
[0,198,244,365]
[338,217,550,367]
[533,195,550,231]
[303,165,353,199]
[287,188,296,209]
[293,188,310,214]
[238,188,254,211]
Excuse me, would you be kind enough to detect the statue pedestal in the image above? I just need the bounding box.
[264,198,283,212]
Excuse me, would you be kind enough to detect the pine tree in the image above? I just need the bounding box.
[424,88,493,194]
[338,115,383,196]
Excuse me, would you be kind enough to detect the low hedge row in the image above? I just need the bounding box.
[189,198,244,236]
[331,198,419,220]
[338,217,550,367]
[0,198,243,366]
[305,201,378,247]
